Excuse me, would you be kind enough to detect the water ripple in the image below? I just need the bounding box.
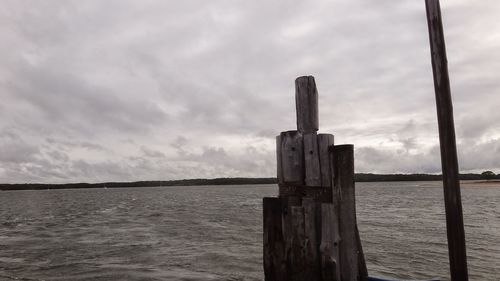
[0,183,498,280]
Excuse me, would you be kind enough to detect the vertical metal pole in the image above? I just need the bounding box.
[424,1,468,280]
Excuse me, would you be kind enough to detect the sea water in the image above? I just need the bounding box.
[0,182,498,280]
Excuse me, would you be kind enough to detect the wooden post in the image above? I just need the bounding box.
[320,203,341,281]
[295,76,319,133]
[279,131,304,186]
[332,145,359,281]
[290,206,306,281]
[304,133,322,187]
[265,76,366,281]
[277,135,284,186]
[263,198,287,281]
[303,198,321,280]
[318,134,334,188]
[425,1,469,280]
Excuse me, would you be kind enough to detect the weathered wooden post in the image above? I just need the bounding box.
[425,1,468,280]
[264,76,367,281]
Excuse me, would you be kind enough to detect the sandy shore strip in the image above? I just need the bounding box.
[461,180,500,188]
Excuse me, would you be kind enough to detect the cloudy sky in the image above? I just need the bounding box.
[1,0,499,183]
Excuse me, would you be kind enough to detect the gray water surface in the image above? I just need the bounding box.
[0,182,499,280]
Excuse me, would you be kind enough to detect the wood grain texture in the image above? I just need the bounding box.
[304,133,321,187]
[280,131,304,186]
[425,1,468,280]
[318,134,334,188]
[302,198,321,280]
[330,145,340,211]
[276,135,284,186]
[295,76,319,133]
[263,197,286,281]
[333,145,359,281]
[279,185,300,198]
[290,206,306,281]
[282,196,301,277]
[320,203,341,281]
[282,196,302,243]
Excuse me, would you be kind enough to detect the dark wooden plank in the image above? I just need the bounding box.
[333,144,359,281]
[280,131,304,186]
[318,133,334,188]
[290,206,306,281]
[279,185,300,198]
[282,196,301,277]
[304,133,321,187]
[303,186,331,203]
[295,76,319,133]
[263,197,287,281]
[302,198,321,280]
[425,1,468,280]
[276,135,284,186]
[320,203,341,281]
[329,145,340,214]
[282,196,302,241]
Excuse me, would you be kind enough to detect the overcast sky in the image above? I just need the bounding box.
[1,0,499,183]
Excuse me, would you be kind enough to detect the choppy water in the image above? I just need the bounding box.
[0,182,498,281]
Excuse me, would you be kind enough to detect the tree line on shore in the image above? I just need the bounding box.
[1,172,498,191]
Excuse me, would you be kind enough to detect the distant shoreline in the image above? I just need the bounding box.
[1,173,499,191]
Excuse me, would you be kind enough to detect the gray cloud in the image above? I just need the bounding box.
[0,133,39,164]
[141,146,166,159]
[6,62,167,136]
[356,145,442,174]
[1,0,499,183]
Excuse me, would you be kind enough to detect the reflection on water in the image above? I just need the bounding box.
[0,182,498,280]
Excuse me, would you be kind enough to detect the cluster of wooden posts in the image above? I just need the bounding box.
[263,76,367,281]
[263,2,470,280]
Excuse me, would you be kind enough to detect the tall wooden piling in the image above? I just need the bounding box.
[332,145,365,281]
[264,76,366,281]
[425,1,468,280]
[295,76,319,133]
